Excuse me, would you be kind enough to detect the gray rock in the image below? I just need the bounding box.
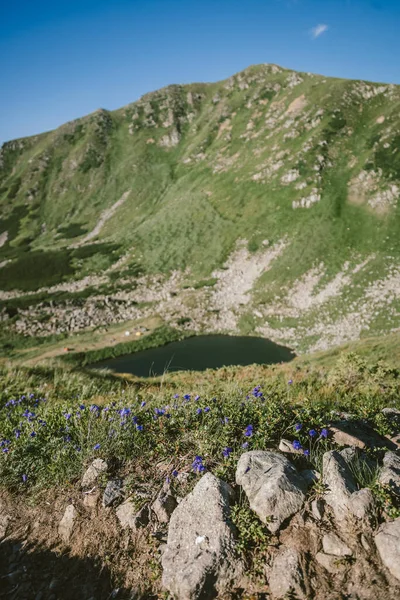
[323,450,357,521]
[116,500,150,531]
[348,488,376,520]
[330,420,396,450]
[102,479,123,507]
[379,451,400,495]
[311,498,325,521]
[81,459,108,488]
[375,517,400,582]
[268,547,306,599]
[151,483,177,523]
[322,532,352,556]
[315,552,347,574]
[58,504,77,543]
[236,451,307,533]
[162,472,242,599]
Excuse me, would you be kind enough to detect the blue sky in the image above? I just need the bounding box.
[1,0,399,144]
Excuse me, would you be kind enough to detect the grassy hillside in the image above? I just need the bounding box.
[1,64,400,354]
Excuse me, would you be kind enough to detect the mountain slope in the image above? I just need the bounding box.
[1,64,400,352]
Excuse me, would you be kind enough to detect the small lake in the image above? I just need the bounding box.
[91,335,295,377]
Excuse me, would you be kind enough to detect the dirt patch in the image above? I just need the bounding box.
[286,94,307,116]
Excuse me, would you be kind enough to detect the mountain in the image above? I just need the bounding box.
[1,64,400,354]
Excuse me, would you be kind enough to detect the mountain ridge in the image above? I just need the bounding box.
[1,63,399,355]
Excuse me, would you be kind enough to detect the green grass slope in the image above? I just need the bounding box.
[1,64,399,352]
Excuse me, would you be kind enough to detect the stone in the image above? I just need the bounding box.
[279,438,303,454]
[315,552,347,574]
[323,450,357,521]
[236,451,308,533]
[58,504,77,543]
[268,548,306,599]
[311,498,325,521]
[330,420,396,450]
[81,459,108,488]
[348,488,376,520]
[375,517,400,582]
[0,513,10,539]
[322,532,352,556]
[162,472,242,599]
[151,483,177,523]
[102,479,123,508]
[379,451,400,495]
[83,491,99,509]
[116,500,150,531]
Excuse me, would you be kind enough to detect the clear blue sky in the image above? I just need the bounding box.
[1,0,399,144]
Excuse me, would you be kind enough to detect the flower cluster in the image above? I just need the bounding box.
[192,455,205,473]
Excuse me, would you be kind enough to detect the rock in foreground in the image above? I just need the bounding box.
[162,472,242,600]
[236,450,307,533]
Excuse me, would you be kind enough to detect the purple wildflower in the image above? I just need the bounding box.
[309,429,317,438]
[320,428,329,439]
[295,423,302,432]
[292,440,302,450]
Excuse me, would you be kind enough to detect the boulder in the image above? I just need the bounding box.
[81,459,108,488]
[116,500,150,531]
[268,548,306,599]
[151,483,177,523]
[58,504,77,543]
[330,420,396,450]
[375,517,400,582]
[236,451,307,533]
[322,532,352,556]
[102,479,123,508]
[162,472,242,599]
[379,451,400,495]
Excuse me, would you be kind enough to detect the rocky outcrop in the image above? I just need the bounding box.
[236,451,307,532]
[162,472,243,599]
[116,500,150,531]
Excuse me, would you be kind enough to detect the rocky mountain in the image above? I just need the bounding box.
[1,64,400,353]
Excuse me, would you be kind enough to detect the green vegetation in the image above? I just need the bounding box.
[0,353,399,504]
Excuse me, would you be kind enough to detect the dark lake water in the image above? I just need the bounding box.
[91,335,295,377]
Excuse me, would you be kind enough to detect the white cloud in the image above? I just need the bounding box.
[311,24,328,39]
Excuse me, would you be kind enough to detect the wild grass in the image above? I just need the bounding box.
[0,353,399,498]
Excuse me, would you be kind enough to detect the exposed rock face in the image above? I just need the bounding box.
[268,547,306,599]
[375,518,400,582]
[58,504,77,543]
[151,483,177,523]
[236,451,307,533]
[162,472,242,600]
[81,459,108,488]
[379,451,400,495]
